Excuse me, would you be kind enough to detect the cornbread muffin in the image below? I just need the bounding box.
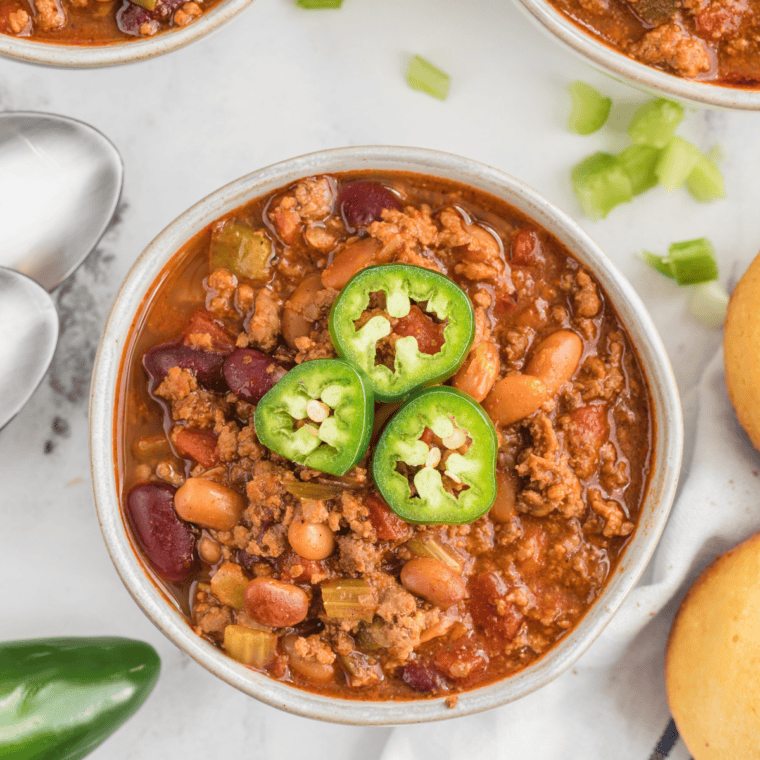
[666,532,760,759]
[725,252,760,451]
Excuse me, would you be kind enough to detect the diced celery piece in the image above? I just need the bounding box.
[210,221,272,280]
[321,579,377,622]
[356,620,391,650]
[571,153,633,220]
[628,98,684,148]
[210,562,249,609]
[224,625,278,668]
[686,155,726,202]
[640,250,674,278]
[705,144,726,165]
[567,81,611,135]
[406,55,450,101]
[285,481,344,500]
[297,0,342,6]
[668,238,718,285]
[405,535,463,571]
[688,280,729,328]
[656,137,702,191]
[618,145,661,196]
[131,0,157,9]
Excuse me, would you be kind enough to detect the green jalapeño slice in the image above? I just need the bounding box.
[372,386,497,524]
[328,264,475,402]
[254,359,374,476]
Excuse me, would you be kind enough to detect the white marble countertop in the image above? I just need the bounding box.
[2,0,760,757]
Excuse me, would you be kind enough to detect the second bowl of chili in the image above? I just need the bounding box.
[90,146,682,723]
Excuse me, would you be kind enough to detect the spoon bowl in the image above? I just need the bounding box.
[0,112,123,291]
[0,268,59,429]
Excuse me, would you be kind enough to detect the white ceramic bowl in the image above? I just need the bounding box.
[0,0,253,68]
[512,0,760,110]
[90,146,683,724]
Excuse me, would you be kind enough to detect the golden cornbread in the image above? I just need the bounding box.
[725,252,760,451]
[665,532,760,760]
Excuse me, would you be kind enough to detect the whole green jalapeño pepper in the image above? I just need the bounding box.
[0,637,160,760]
[373,386,497,524]
[255,358,374,476]
[328,264,475,402]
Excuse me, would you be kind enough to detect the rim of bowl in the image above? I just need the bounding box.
[90,146,683,725]
[512,0,760,110]
[0,0,254,68]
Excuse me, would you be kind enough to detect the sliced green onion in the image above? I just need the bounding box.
[406,55,450,101]
[571,153,633,220]
[618,144,661,196]
[641,250,674,278]
[686,154,726,202]
[296,0,342,7]
[567,81,611,135]
[668,238,718,285]
[688,280,729,328]
[655,137,703,191]
[628,98,684,148]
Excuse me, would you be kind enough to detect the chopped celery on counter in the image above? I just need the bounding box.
[688,280,730,328]
[686,154,726,202]
[406,55,450,101]
[668,238,719,285]
[641,250,674,278]
[628,98,684,148]
[618,144,661,196]
[655,137,703,191]
[571,152,633,220]
[297,0,342,6]
[567,81,611,135]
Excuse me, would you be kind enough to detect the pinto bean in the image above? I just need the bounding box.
[287,517,336,561]
[281,633,336,683]
[281,274,323,349]
[400,558,467,609]
[482,374,548,426]
[173,477,246,531]
[451,341,500,402]
[321,238,387,290]
[524,330,583,395]
[490,470,519,523]
[243,578,309,628]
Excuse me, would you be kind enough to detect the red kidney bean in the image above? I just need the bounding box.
[116,0,185,35]
[223,349,285,403]
[236,549,260,572]
[126,482,197,582]
[400,661,450,693]
[143,341,226,387]
[338,181,401,234]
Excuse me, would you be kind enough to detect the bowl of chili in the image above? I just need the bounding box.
[90,146,683,723]
[512,0,760,109]
[0,0,254,67]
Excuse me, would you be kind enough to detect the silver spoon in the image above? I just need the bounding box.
[0,111,123,291]
[0,112,122,429]
[0,267,59,429]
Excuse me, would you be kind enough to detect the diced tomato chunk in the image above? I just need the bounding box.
[515,519,549,577]
[173,428,221,468]
[510,228,544,267]
[364,492,412,541]
[432,638,489,683]
[695,4,745,39]
[278,551,325,583]
[400,661,449,693]
[467,572,523,651]
[182,310,236,354]
[393,305,445,355]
